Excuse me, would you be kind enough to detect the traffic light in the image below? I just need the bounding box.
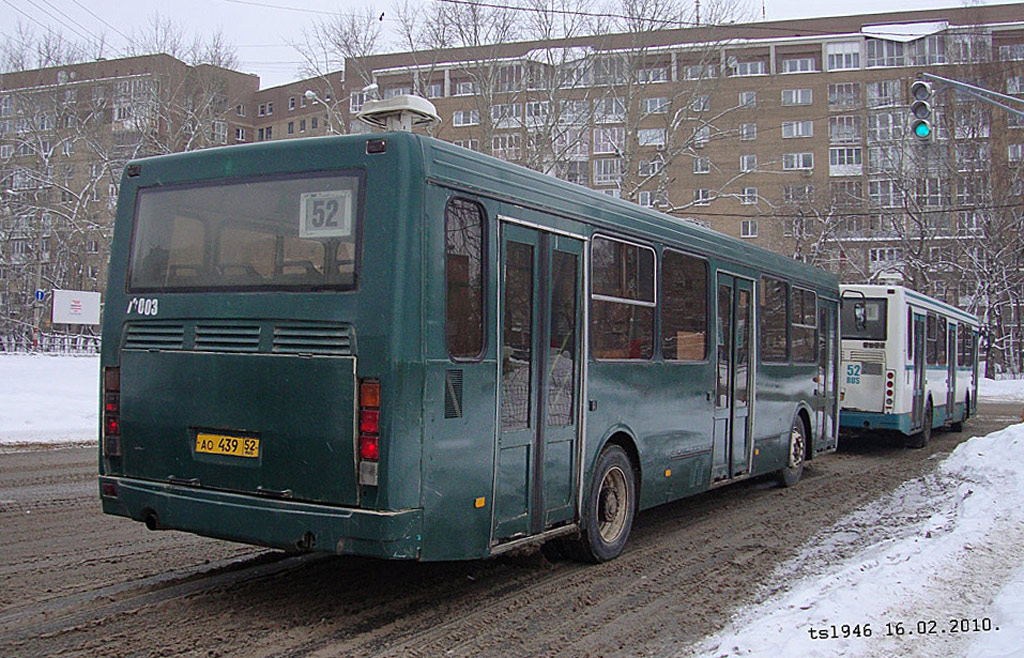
[910,80,933,140]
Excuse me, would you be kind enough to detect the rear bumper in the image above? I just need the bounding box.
[840,410,913,434]
[99,476,422,559]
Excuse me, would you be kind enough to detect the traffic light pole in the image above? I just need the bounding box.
[922,72,1024,118]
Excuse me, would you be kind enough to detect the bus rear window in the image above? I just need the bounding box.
[128,173,361,291]
[841,298,887,341]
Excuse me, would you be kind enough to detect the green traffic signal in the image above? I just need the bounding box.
[913,120,932,138]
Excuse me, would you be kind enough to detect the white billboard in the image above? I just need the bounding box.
[52,290,102,325]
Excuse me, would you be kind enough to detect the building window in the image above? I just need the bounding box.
[829,115,861,143]
[1000,44,1024,61]
[829,82,861,108]
[236,104,246,117]
[740,188,758,206]
[384,86,412,99]
[783,185,814,203]
[637,190,653,207]
[681,64,716,80]
[211,121,227,144]
[781,57,816,73]
[445,198,486,359]
[491,133,521,161]
[593,158,623,185]
[287,121,294,135]
[908,35,947,65]
[866,80,901,107]
[694,125,710,147]
[350,92,367,114]
[289,96,296,110]
[782,120,813,138]
[266,102,273,115]
[593,97,626,123]
[1008,76,1024,95]
[693,188,712,205]
[783,152,814,170]
[643,97,669,115]
[491,103,523,128]
[453,138,479,151]
[299,119,306,133]
[638,67,668,82]
[866,39,904,67]
[452,109,480,127]
[235,128,246,142]
[1008,144,1023,162]
[781,89,813,106]
[591,236,655,360]
[426,82,443,99]
[694,157,711,174]
[638,128,665,147]
[740,219,758,236]
[738,91,756,108]
[258,103,266,117]
[453,80,479,96]
[740,154,757,172]
[732,60,765,76]
[827,42,861,71]
[638,159,663,177]
[691,95,710,112]
[740,123,756,140]
[662,250,708,361]
[829,147,862,166]
[593,126,625,154]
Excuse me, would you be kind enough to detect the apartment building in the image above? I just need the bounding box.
[0,54,257,348]
[2,4,1023,363]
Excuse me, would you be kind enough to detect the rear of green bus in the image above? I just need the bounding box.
[98,133,426,559]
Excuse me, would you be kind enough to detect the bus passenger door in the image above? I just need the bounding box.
[911,313,927,431]
[817,303,839,451]
[493,222,583,543]
[712,274,754,481]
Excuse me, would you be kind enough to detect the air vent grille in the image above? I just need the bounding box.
[194,324,261,353]
[123,323,185,351]
[272,323,353,355]
[444,369,464,419]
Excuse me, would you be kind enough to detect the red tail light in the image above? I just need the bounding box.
[358,379,381,487]
[359,434,379,461]
[103,367,122,457]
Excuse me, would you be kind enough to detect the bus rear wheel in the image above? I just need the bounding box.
[777,418,805,488]
[908,400,932,448]
[574,445,635,563]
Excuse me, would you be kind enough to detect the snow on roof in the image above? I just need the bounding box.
[861,20,949,43]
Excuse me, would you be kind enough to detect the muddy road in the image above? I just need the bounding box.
[1,401,1020,658]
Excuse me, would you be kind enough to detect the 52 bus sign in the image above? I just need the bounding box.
[846,364,861,385]
[299,190,353,239]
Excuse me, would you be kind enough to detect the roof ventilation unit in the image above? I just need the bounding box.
[356,95,441,132]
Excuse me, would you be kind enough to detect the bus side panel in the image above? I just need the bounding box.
[417,185,496,561]
[751,368,811,475]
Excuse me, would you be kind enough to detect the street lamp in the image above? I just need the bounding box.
[303,89,340,135]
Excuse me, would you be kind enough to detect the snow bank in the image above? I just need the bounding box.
[684,423,1024,658]
[978,377,1024,402]
[0,354,99,444]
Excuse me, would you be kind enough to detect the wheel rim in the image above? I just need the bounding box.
[597,466,629,543]
[789,425,805,469]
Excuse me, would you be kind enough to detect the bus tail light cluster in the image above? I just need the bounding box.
[358,379,380,486]
[884,370,895,412]
[102,367,122,457]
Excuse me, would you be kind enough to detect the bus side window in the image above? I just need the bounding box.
[937,317,947,366]
[445,198,486,360]
[760,277,789,362]
[926,313,937,365]
[661,250,708,361]
[907,307,913,359]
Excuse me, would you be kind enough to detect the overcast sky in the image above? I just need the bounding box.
[0,0,1004,89]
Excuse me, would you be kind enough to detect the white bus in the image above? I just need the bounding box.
[839,284,980,447]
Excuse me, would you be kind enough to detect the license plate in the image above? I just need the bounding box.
[196,432,260,459]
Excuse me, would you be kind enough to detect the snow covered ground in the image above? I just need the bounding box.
[685,384,1024,658]
[0,353,99,445]
[3,355,1024,657]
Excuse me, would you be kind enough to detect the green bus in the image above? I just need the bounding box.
[99,130,839,562]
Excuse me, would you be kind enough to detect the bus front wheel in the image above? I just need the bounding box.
[777,418,805,488]
[575,445,636,563]
[908,401,933,448]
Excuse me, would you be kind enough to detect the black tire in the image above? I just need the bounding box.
[573,445,636,563]
[908,400,933,448]
[777,417,806,488]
